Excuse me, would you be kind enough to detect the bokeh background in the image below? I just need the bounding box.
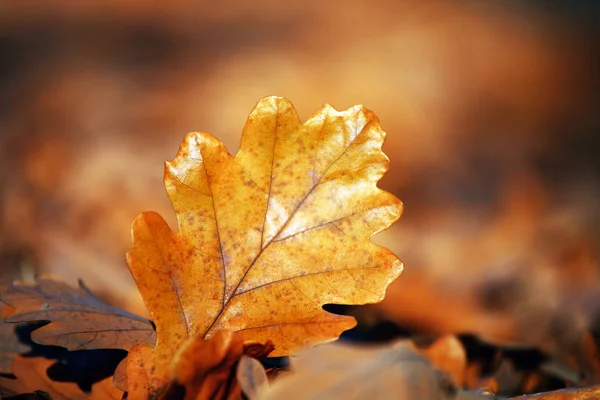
[1,0,599,361]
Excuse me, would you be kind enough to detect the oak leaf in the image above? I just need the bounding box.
[0,303,29,374]
[0,275,155,351]
[125,96,403,396]
[0,356,122,400]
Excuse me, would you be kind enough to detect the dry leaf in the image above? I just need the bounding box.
[257,340,494,400]
[572,332,600,385]
[259,341,455,400]
[492,360,525,396]
[0,275,155,351]
[120,331,273,397]
[156,330,247,400]
[237,355,268,400]
[0,356,122,400]
[0,303,28,374]
[418,336,468,388]
[124,96,402,396]
[242,341,275,360]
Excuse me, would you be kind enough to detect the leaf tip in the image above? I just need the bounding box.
[251,96,298,120]
[128,211,172,255]
[256,95,291,106]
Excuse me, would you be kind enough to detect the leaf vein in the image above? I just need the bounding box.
[233,266,378,297]
[205,111,371,336]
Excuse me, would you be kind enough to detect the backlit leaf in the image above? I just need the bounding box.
[125,96,403,397]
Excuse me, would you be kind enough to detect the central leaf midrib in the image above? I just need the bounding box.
[201,173,320,338]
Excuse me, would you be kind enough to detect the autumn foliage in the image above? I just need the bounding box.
[2,96,599,400]
[0,96,403,399]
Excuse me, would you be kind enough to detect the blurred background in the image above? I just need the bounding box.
[0,0,599,361]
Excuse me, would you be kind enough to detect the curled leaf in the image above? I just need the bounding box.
[237,355,269,400]
[171,331,242,400]
[150,331,270,400]
[243,341,275,360]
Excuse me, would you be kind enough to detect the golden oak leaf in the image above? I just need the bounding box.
[0,275,155,351]
[0,356,122,400]
[125,96,403,397]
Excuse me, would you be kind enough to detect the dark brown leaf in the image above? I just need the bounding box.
[243,341,275,360]
[0,275,155,351]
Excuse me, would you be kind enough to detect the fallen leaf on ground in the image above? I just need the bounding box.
[0,303,28,374]
[0,356,122,400]
[258,340,469,400]
[0,275,155,351]
[124,96,403,396]
[572,332,600,385]
[493,359,525,396]
[418,335,467,388]
[237,355,269,400]
[119,331,273,397]
[154,330,266,400]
